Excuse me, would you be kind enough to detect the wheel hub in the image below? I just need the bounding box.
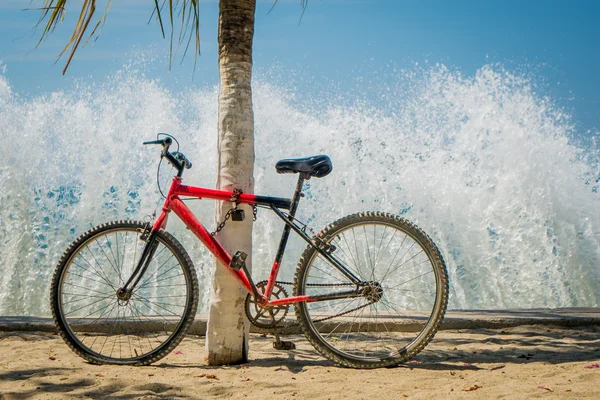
[360,282,383,302]
[116,287,132,302]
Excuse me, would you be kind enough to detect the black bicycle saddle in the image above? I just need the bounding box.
[275,155,333,178]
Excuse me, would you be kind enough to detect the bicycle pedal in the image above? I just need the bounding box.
[229,251,247,271]
[273,340,296,351]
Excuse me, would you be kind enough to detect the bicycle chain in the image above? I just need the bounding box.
[258,281,373,334]
[310,301,374,324]
[275,281,354,287]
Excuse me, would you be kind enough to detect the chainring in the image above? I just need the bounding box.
[245,281,290,329]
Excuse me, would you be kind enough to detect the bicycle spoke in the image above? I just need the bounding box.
[380,233,409,280]
[62,293,114,307]
[137,258,179,290]
[85,246,119,291]
[362,225,375,280]
[62,282,115,297]
[128,301,170,348]
[382,249,425,281]
[64,292,118,317]
[65,270,113,288]
[340,232,365,278]
[136,283,187,289]
[73,254,117,291]
[99,234,122,283]
[131,293,184,317]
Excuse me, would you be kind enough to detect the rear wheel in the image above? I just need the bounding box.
[293,212,448,368]
[51,220,198,365]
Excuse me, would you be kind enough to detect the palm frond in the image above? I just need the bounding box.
[36,0,201,74]
[299,0,308,25]
[268,0,308,25]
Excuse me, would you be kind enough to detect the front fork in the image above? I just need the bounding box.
[117,227,160,301]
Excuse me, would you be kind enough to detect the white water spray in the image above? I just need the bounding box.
[0,63,598,316]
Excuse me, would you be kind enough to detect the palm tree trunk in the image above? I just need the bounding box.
[205,0,256,365]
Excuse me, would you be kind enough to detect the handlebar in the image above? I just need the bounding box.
[143,135,192,176]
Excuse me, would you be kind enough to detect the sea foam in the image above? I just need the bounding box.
[0,63,598,315]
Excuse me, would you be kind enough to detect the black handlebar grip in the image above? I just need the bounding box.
[143,137,172,146]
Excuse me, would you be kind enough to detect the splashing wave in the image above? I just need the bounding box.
[0,63,599,315]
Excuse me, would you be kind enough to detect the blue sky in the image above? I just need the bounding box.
[1,0,599,132]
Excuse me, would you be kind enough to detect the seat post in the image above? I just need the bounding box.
[288,173,307,219]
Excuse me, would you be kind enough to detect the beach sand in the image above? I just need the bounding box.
[1,325,599,399]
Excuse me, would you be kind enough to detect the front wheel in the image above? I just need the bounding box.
[293,212,448,368]
[50,220,199,365]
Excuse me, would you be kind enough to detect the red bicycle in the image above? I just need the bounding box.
[51,134,449,369]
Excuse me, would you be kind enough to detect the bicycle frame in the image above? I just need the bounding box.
[132,174,363,309]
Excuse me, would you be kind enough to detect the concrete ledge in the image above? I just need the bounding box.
[441,308,600,329]
[0,316,57,333]
[2,308,599,335]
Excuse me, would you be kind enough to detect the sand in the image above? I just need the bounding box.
[1,325,600,399]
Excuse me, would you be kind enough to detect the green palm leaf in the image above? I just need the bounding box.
[35,0,201,74]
